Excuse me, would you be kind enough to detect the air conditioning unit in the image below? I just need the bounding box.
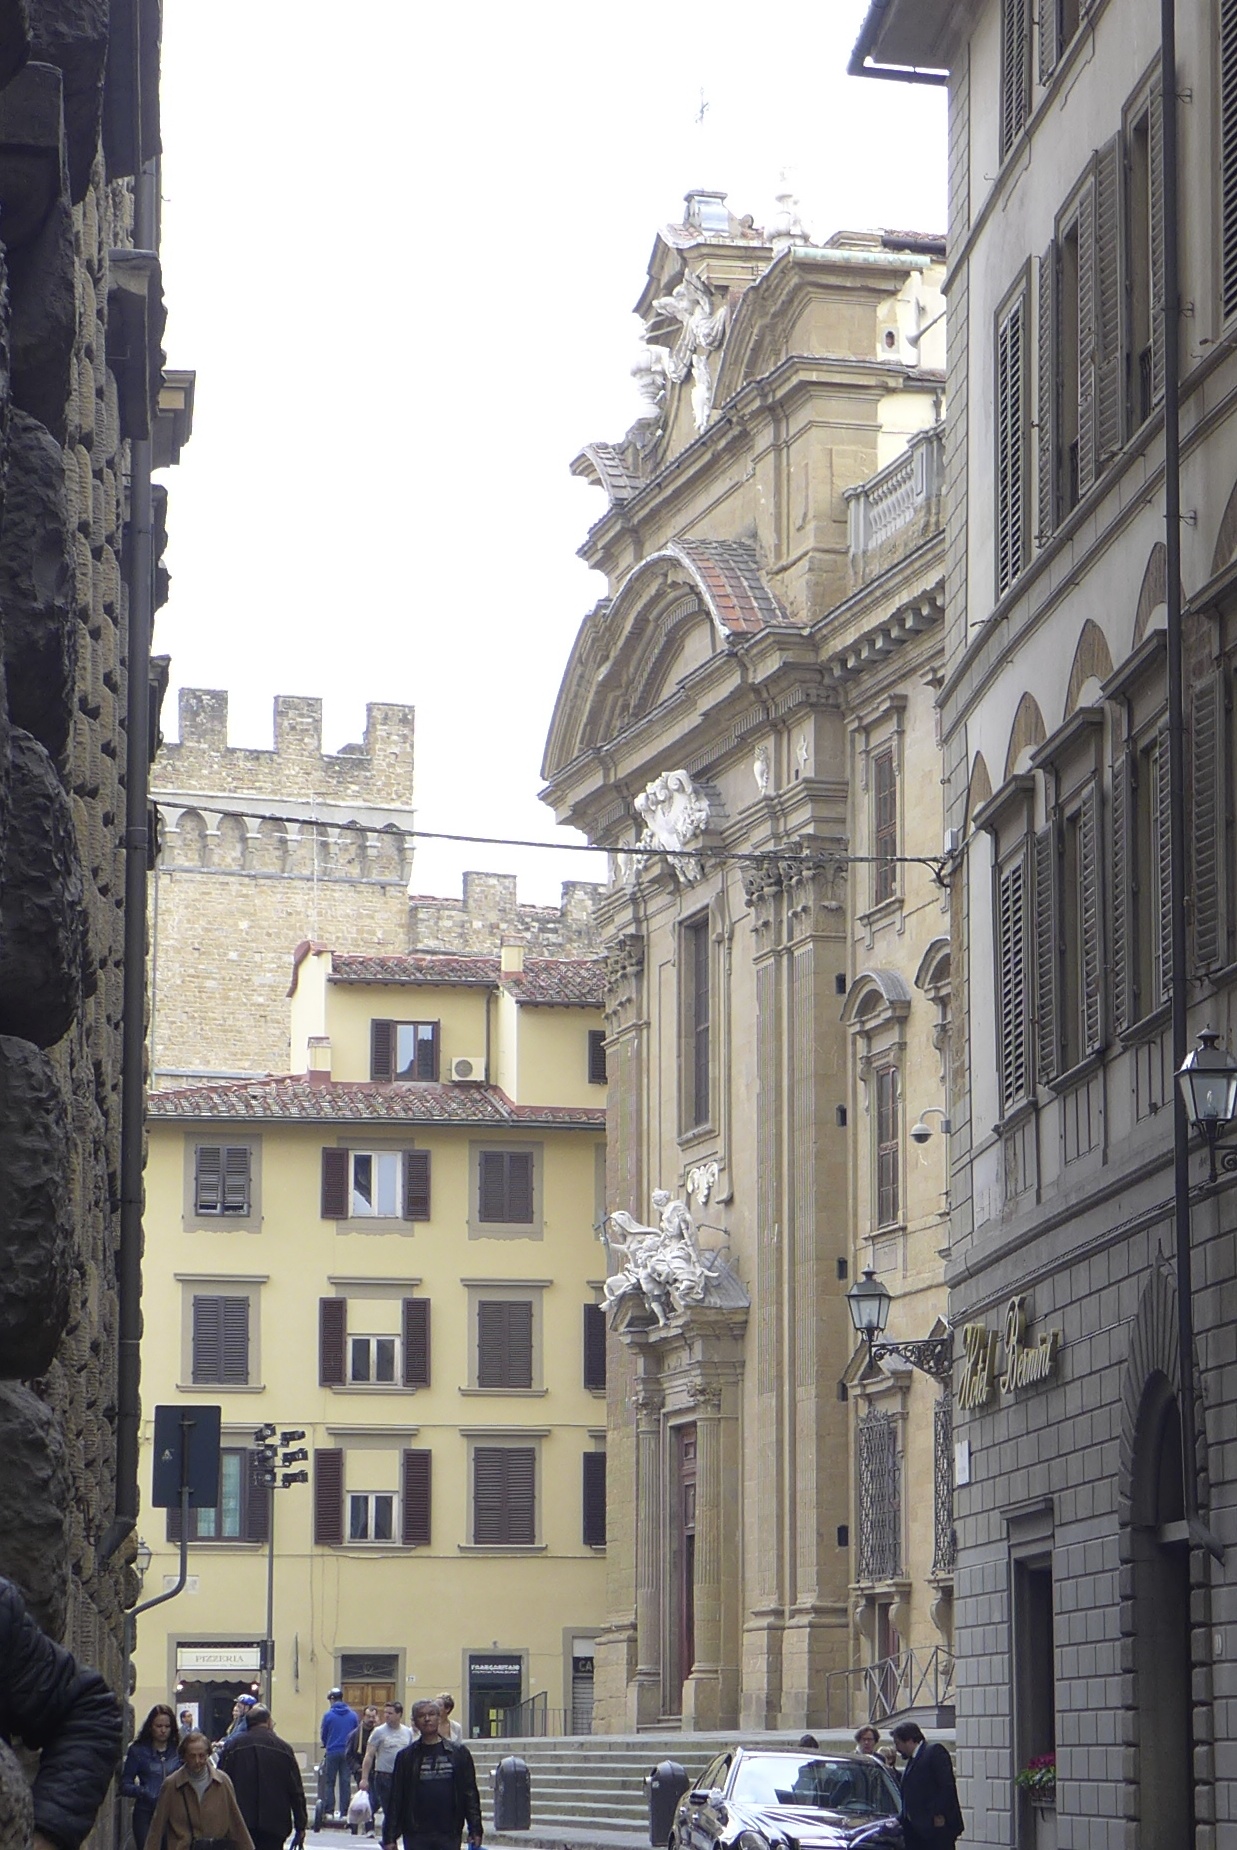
[449,1054,487,1083]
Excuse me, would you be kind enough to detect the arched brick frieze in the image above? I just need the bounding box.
[1132,542,1168,649]
[1003,694,1046,781]
[1064,620,1114,718]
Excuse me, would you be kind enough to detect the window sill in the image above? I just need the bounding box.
[676,1121,718,1151]
[329,1545,417,1557]
[459,1386,547,1397]
[994,1099,1036,1139]
[177,1382,265,1393]
[170,1541,265,1551]
[858,896,904,931]
[1118,1001,1172,1047]
[332,1384,421,1395]
[183,1218,262,1234]
[331,1220,421,1234]
[1044,1048,1103,1095]
[468,1222,542,1240]
[457,1543,546,1555]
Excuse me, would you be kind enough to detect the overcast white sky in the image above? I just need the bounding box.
[153,2,946,907]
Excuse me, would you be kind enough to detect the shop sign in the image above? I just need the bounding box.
[468,1658,521,1679]
[176,1645,263,1676]
[958,1297,1060,1411]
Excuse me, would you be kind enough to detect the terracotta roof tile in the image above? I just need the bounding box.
[328,953,604,1006]
[148,1076,605,1128]
[500,960,605,1006]
[331,953,500,986]
[668,538,793,635]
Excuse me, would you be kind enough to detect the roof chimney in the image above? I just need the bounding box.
[500,943,526,975]
[306,1036,332,1085]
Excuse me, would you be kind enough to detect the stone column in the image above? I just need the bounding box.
[683,1384,724,1730]
[630,1382,664,1729]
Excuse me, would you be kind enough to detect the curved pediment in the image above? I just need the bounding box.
[542,539,793,780]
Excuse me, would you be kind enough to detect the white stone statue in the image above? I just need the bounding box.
[753,744,770,796]
[600,1188,719,1327]
[634,768,710,881]
[686,1159,720,1206]
[651,270,728,431]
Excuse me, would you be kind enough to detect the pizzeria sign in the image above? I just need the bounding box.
[958,1296,1060,1411]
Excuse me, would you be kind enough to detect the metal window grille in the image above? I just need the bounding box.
[857,1410,902,1583]
[932,1397,956,1576]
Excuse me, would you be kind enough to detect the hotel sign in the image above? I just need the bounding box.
[958,1297,1060,1411]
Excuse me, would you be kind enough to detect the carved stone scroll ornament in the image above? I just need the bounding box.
[634,769,711,884]
[601,1189,722,1328]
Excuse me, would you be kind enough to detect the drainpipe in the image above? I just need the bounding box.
[100,152,159,1567]
[1161,0,1223,1560]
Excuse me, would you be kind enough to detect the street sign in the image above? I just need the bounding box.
[151,1405,222,1508]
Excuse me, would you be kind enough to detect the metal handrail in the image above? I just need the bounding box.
[497,1692,572,1738]
[823,1645,955,1729]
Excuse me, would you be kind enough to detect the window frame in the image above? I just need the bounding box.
[370,1018,441,1083]
[873,1064,901,1231]
[183,1136,262,1232]
[463,1283,547,1394]
[468,1142,542,1240]
[349,1332,401,1387]
[348,1490,398,1545]
[321,1145,431,1227]
[178,1276,264,1392]
[469,1441,540,1549]
[167,1445,268,1545]
[190,1293,251,1387]
[871,746,899,908]
[679,912,713,1136]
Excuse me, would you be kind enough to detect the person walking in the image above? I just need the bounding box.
[433,1697,462,1745]
[146,1729,255,1850]
[382,1699,482,1850]
[348,1707,380,1788]
[892,1723,964,1850]
[121,1705,182,1850]
[217,1706,307,1850]
[360,1702,414,1833]
[854,1726,880,1756]
[320,1687,360,1822]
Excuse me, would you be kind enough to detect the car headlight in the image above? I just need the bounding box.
[737,1834,771,1850]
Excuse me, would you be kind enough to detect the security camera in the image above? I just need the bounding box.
[910,1119,933,1144]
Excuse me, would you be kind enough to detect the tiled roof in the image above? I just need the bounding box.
[669,538,793,635]
[148,1077,606,1128]
[329,953,605,1006]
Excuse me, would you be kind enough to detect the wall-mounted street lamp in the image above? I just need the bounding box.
[134,1538,152,1587]
[846,1268,952,1382]
[1176,1027,1237,1184]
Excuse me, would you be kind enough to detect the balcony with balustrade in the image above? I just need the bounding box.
[845,422,945,586]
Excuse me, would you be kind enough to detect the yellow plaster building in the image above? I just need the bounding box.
[134,944,609,1757]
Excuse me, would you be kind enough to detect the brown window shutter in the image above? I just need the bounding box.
[313,1448,345,1546]
[371,1019,394,1082]
[478,1151,506,1221]
[1034,825,1060,1084]
[403,1150,432,1221]
[473,1447,506,1545]
[246,1449,271,1543]
[1037,245,1055,546]
[1078,784,1102,1054]
[582,1451,606,1548]
[507,1152,533,1223]
[403,1298,431,1388]
[507,1299,533,1387]
[321,1147,349,1219]
[222,1146,251,1214]
[506,1447,536,1545]
[1110,745,1133,1032]
[193,1296,249,1386]
[583,1304,607,1391]
[320,1297,347,1386]
[419,1025,440,1082]
[1093,136,1123,470]
[401,1449,432,1546]
[587,1030,608,1087]
[478,1300,511,1389]
[195,1146,223,1213]
[1192,680,1223,968]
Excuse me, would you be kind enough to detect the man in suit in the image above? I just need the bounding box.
[891,1723,964,1848]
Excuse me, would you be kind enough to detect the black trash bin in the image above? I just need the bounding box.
[492,1755,532,1831]
[647,1760,690,1848]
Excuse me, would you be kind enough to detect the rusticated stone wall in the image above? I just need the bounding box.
[0,1,173,1843]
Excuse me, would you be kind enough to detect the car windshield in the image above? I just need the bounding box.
[730,1756,897,1817]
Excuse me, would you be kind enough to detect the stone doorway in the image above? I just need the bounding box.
[667,1422,697,1714]
[1131,1372,1192,1846]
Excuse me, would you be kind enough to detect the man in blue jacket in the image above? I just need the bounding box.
[320,1688,359,1822]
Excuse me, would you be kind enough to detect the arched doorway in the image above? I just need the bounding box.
[1131,1372,1192,1846]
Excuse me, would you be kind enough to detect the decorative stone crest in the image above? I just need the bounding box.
[601,1188,743,1328]
[634,769,711,883]
[686,1160,720,1206]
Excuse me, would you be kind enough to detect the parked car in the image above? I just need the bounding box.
[671,1747,903,1850]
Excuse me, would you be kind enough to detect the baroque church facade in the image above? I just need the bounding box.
[542,191,956,1731]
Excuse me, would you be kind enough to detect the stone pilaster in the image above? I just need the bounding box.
[629,1379,664,1729]
[682,1384,724,1730]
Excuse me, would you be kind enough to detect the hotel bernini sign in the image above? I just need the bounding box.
[958,1296,1061,1411]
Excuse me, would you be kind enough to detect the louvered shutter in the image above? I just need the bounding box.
[167,1500,184,1543]
[473,1447,506,1545]
[997,296,1026,596]
[997,858,1030,1112]
[506,1152,534,1222]
[321,1147,349,1218]
[1110,745,1134,1031]
[313,1448,345,1546]
[403,1150,431,1221]
[1079,785,1102,1053]
[478,1300,533,1389]
[1034,825,1060,1084]
[507,1299,533,1386]
[505,1447,536,1544]
[192,1295,249,1385]
[223,1147,251,1213]
[246,1448,271,1543]
[403,1297,430,1388]
[587,1030,608,1086]
[1224,0,1237,320]
[478,1151,506,1221]
[195,1146,223,1213]
[479,1150,534,1223]
[1155,727,1173,1002]
[1000,0,1029,158]
[1094,137,1123,470]
[1037,246,1056,546]
[583,1304,607,1391]
[582,1452,606,1548]
[1149,76,1165,405]
[1192,679,1223,968]
[1076,176,1097,497]
[319,1296,347,1386]
[220,1299,249,1384]
[371,1019,394,1082]
[401,1449,432,1546]
[418,1025,440,1081]
[1038,0,1059,82]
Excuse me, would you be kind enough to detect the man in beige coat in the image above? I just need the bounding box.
[147,1731,255,1850]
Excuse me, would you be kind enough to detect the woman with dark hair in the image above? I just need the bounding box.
[121,1704,182,1850]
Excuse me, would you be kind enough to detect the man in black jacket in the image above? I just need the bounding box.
[217,1707,307,1850]
[383,1700,482,1850]
[0,1575,121,1850]
[891,1723,964,1850]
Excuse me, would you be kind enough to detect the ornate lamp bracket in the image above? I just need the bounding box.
[867,1334,953,1383]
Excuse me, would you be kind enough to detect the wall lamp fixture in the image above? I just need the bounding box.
[1176,1027,1237,1184]
[845,1268,952,1382]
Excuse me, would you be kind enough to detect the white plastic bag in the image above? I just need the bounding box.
[348,1791,373,1828]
